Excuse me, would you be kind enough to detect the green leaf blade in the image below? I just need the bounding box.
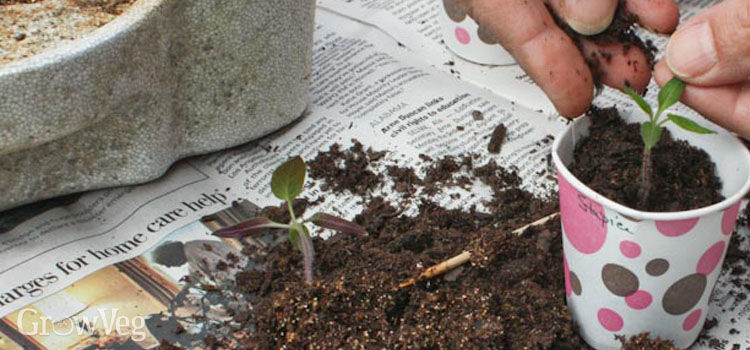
[667,114,716,134]
[641,121,663,149]
[271,156,306,201]
[623,86,653,118]
[656,78,686,117]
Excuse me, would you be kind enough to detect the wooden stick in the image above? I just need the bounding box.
[398,251,471,289]
[397,212,559,289]
[511,212,559,235]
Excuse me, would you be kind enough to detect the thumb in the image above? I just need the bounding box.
[666,0,750,86]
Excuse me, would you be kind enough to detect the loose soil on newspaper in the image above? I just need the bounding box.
[570,107,724,212]
[158,142,691,349]
[1,0,136,64]
[617,333,677,350]
[242,147,574,349]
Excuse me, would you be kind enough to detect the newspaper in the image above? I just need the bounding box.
[0,1,747,348]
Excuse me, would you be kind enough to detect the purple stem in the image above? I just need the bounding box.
[638,147,652,209]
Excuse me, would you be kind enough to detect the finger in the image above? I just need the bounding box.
[655,60,750,139]
[548,0,618,35]
[465,0,593,117]
[579,39,652,93]
[624,0,680,34]
[665,0,750,85]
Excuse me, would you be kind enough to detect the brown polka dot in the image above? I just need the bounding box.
[443,0,466,22]
[646,258,669,276]
[601,263,639,297]
[477,26,497,44]
[570,270,582,295]
[662,273,707,315]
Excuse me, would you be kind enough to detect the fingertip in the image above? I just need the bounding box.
[626,0,680,34]
[502,2,594,119]
[560,0,618,35]
[653,60,674,87]
[579,41,651,93]
[552,83,594,118]
[555,100,592,119]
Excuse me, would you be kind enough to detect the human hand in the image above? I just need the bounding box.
[654,0,750,139]
[459,0,679,117]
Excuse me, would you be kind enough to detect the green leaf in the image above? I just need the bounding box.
[656,78,686,117]
[623,86,653,118]
[271,156,306,201]
[641,121,663,149]
[667,114,716,134]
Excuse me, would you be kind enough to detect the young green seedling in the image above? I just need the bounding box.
[623,78,716,208]
[212,156,367,283]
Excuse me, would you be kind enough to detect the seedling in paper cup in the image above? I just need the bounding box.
[623,78,716,208]
[212,156,367,283]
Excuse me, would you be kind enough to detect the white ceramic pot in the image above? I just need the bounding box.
[552,112,750,349]
[0,0,315,210]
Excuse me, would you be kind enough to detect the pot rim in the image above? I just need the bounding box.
[0,0,161,76]
[552,114,750,221]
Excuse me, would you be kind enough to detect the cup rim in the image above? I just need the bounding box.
[552,115,750,221]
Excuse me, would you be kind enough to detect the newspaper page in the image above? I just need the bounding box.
[0,6,565,340]
[0,1,747,349]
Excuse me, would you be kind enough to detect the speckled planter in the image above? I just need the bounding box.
[0,0,315,210]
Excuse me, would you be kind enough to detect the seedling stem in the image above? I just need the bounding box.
[623,79,715,208]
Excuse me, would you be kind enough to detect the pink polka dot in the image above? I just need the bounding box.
[682,309,702,331]
[722,202,742,235]
[455,27,471,44]
[625,290,652,310]
[558,172,607,254]
[597,308,624,332]
[696,241,726,275]
[619,241,641,258]
[656,218,699,237]
[563,254,572,296]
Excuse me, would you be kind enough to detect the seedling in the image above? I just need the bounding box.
[213,156,367,283]
[624,78,716,208]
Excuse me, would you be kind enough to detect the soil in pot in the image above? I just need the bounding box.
[570,107,724,212]
[0,0,136,65]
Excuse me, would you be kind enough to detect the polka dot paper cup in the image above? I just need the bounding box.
[552,113,750,349]
[440,0,515,65]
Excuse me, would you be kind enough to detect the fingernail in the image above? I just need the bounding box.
[563,0,617,35]
[566,15,613,36]
[666,21,717,78]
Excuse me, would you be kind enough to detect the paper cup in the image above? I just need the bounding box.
[439,0,515,65]
[551,114,750,349]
